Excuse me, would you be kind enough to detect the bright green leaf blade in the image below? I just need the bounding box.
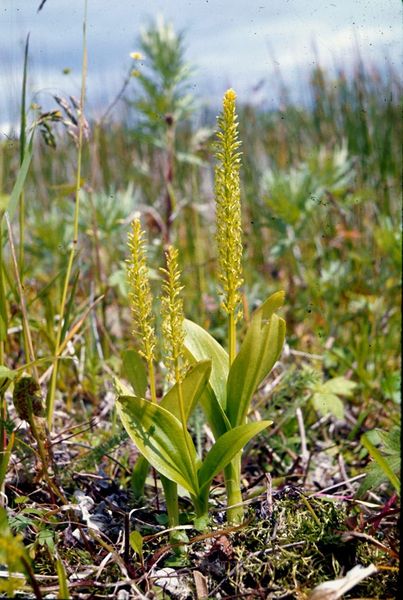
[198,385,231,439]
[0,366,16,380]
[60,270,80,342]
[161,360,211,421]
[361,432,401,495]
[358,456,401,496]
[116,395,199,495]
[122,349,148,397]
[56,555,70,600]
[319,377,357,396]
[184,319,231,437]
[0,433,14,490]
[112,375,132,397]
[312,392,345,419]
[227,292,285,427]
[0,223,8,341]
[131,455,150,499]
[1,135,34,225]
[129,530,144,559]
[184,319,228,408]
[198,420,272,491]
[376,426,401,455]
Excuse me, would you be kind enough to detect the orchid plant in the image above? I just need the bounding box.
[115,89,285,528]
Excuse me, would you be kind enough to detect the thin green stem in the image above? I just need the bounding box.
[28,414,67,505]
[224,456,244,524]
[148,360,157,404]
[18,34,29,275]
[46,0,88,427]
[175,364,194,463]
[228,310,236,367]
[160,475,179,528]
[5,214,38,383]
[0,221,6,462]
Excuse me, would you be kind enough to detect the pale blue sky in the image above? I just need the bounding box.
[1,0,401,127]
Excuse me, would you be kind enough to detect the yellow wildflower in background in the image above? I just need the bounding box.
[130,51,144,60]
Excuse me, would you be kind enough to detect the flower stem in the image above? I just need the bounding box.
[148,360,157,404]
[46,0,88,427]
[224,455,244,524]
[228,311,236,367]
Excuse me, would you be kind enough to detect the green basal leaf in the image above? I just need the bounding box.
[161,360,211,421]
[121,349,148,397]
[116,395,199,495]
[226,291,285,428]
[184,319,228,407]
[197,420,272,492]
[112,375,132,397]
[312,392,344,419]
[184,320,231,437]
[195,385,230,439]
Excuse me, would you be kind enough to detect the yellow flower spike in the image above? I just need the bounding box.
[127,217,157,402]
[160,246,188,384]
[215,88,244,365]
[160,245,191,451]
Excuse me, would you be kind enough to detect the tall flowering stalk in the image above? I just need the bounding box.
[127,217,157,403]
[160,246,189,441]
[215,88,243,366]
[215,89,244,523]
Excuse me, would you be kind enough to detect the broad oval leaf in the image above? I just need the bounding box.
[226,292,286,428]
[184,319,228,408]
[129,530,144,559]
[121,349,148,398]
[318,377,357,397]
[197,420,272,491]
[184,319,231,437]
[312,392,344,419]
[0,366,16,380]
[116,395,199,495]
[161,360,211,421]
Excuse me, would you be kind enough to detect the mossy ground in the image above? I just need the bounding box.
[3,440,399,599]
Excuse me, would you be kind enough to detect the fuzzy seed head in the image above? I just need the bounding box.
[215,88,243,319]
[13,376,44,421]
[160,246,188,383]
[127,218,156,364]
